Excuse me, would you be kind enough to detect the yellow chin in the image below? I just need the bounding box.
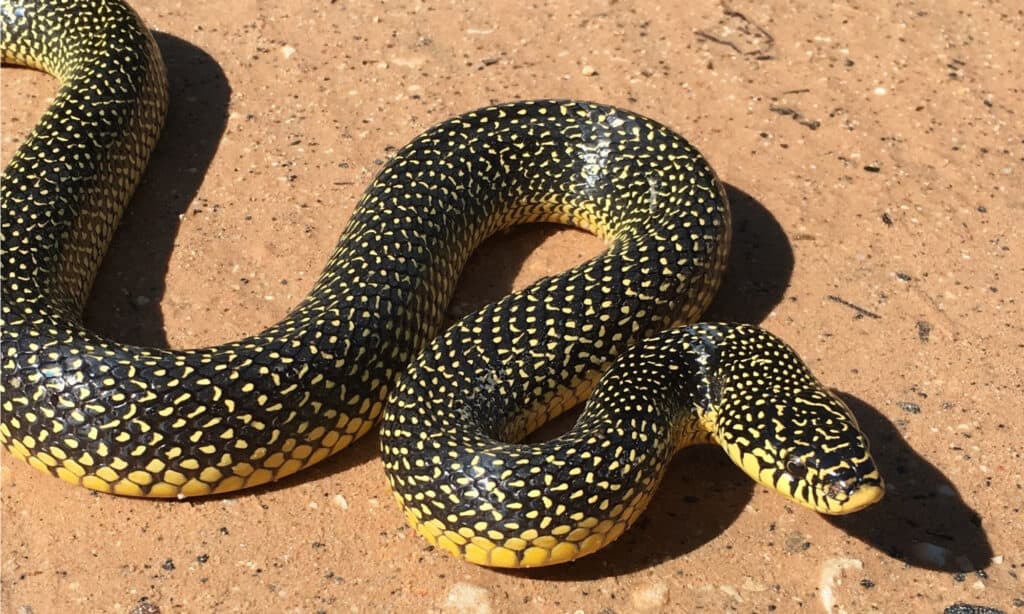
[820,480,885,515]
[721,442,884,515]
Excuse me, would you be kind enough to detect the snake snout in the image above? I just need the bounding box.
[821,460,885,514]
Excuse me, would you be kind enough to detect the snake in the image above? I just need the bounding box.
[1,0,884,568]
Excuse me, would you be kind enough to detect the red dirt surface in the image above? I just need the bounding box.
[2,1,1020,612]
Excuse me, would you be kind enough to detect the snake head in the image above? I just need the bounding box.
[701,325,885,515]
[718,385,884,515]
[772,390,885,514]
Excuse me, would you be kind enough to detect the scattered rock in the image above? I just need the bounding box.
[819,557,864,613]
[741,577,768,592]
[898,401,922,414]
[443,582,493,614]
[784,531,811,552]
[631,581,670,612]
[333,494,349,510]
[718,584,742,603]
[917,320,932,342]
[943,604,1005,614]
[128,602,161,614]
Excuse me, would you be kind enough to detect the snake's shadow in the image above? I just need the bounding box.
[85,33,230,344]
[827,393,993,572]
[706,184,796,323]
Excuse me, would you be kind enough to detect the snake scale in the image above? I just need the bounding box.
[1,0,883,567]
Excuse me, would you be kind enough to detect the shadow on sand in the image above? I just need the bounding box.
[85,32,231,346]
[827,393,993,572]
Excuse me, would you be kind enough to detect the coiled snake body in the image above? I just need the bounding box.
[1,0,883,567]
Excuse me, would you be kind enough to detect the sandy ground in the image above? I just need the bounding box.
[2,0,1022,612]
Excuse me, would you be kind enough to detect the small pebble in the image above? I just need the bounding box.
[898,401,921,414]
[718,584,742,603]
[917,320,932,342]
[784,531,811,552]
[943,604,1006,614]
[281,45,296,59]
[632,582,670,611]
[581,65,598,76]
[333,494,349,510]
[443,582,492,614]
[128,602,161,614]
[741,577,768,592]
[819,558,863,613]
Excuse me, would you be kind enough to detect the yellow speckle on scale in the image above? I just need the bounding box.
[114,480,144,496]
[163,470,187,486]
[81,476,112,493]
[520,547,550,567]
[127,470,152,485]
[148,482,179,498]
[199,466,222,483]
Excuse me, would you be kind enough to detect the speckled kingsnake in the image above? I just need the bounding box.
[1,0,883,568]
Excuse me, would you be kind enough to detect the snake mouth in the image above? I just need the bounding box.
[819,470,885,515]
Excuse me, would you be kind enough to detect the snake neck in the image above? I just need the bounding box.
[569,322,883,536]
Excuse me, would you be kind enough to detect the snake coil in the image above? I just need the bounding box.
[1,0,882,568]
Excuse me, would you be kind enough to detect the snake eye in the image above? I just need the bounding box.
[785,455,808,480]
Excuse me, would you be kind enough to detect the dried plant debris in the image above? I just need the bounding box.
[827,295,881,320]
[695,2,775,59]
[769,104,821,130]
